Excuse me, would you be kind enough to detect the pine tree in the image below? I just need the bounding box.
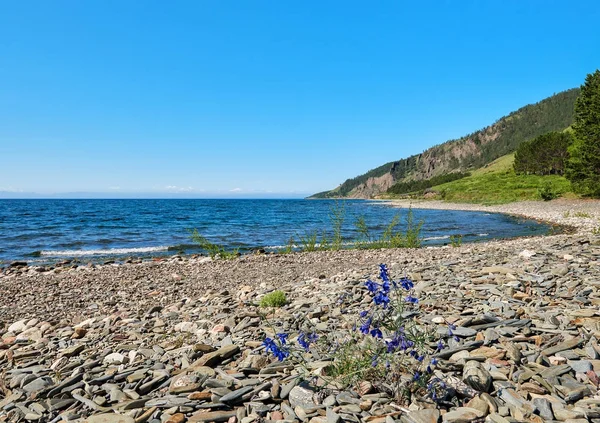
[567,70,600,196]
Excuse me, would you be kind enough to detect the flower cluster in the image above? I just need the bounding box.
[261,264,451,404]
[262,334,290,361]
[298,331,318,352]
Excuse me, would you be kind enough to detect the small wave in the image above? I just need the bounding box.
[423,235,451,241]
[40,246,169,257]
[478,233,489,237]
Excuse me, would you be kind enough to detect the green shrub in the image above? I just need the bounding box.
[259,290,287,307]
[538,181,559,201]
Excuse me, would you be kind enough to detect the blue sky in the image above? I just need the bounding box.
[0,1,599,197]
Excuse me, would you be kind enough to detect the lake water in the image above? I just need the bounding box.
[0,199,551,263]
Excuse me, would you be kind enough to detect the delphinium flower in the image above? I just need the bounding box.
[359,318,372,335]
[263,335,290,361]
[373,291,390,307]
[405,295,419,304]
[370,326,383,339]
[297,331,318,352]
[447,323,459,341]
[365,279,378,293]
[399,276,414,291]
[379,264,390,282]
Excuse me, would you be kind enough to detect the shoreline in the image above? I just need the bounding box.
[1,199,600,422]
[386,198,600,235]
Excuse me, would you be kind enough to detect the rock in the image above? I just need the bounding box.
[442,407,484,423]
[289,386,317,409]
[532,398,554,421]
[219,386,254,403]
[463,360,492,392]
[189,410,238,422]
[169,374,204,394]
[103,352,128,365]
[86,414,136,423]
[403,409,440,423]
[569,360,593,373]
[542,338,586,356]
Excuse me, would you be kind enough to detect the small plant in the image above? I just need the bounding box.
[260,265,451,404]
[592,226,600,235]
[538,181,558,201]
[449,234,463,247]
[278,236,295,254]
[353,208,423,250]
[190,229,239,260]
[298,230,319,252]
[574,211,592,218]
[259,290,287,308]
[563,211,571,218]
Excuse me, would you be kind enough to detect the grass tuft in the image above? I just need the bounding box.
[260,290,287,308]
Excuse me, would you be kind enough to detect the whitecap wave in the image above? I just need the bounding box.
[40,246,169,257]
[423,235,451,241]
[478,233,489,237]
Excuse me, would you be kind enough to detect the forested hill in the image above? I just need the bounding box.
[310,88,580,199]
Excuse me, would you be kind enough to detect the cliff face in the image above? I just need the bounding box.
[310,88,580,199]
[346,173,394,198]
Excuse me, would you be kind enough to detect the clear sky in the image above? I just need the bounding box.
[1,1,599,197]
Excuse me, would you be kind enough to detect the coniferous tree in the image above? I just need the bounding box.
[567,70,600,196]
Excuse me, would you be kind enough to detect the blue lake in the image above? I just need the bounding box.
[0,199,551,263]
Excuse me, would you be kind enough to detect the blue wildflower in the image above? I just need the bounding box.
[370,326,383,339]
[381,279,390,294]
[413,372,421,381]
[431,358,439,365]
[276,333,288,345]
[416,355,425,362]
[399,277,414,291]
[373,291,390,307]
[263,337,290,361]
[359,310,368,318]
[386,335,400,353]
[405,295,419,304]
[359,318,371,335]
[436,339,444,351]
[372,355,378,367]
[365,279,378,293]
[379,264,389,282]
[297,332,309,351]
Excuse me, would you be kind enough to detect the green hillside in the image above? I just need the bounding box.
[311,88,580,198]
[429,154,573,204]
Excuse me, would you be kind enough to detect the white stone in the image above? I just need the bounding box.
[8,319,28,334]
[103,352,128,365]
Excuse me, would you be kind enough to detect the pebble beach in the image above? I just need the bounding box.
[1,199,600,423]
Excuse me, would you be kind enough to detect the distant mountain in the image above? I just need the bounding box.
[310,88,580,199]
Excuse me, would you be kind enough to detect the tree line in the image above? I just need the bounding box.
[513,69,600,197]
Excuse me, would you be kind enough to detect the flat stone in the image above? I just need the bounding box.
[219,386,254,403]
[463,361,492,392]
[542,338,586,356]
[169,374,204,394]
[442,407,484,423]
[189,345,240,368]
[532,398,554,420]
[289,386,316,409]
[86,413,135,423]
[403,409,440,423]
[569,360,593,373]
[188,410,238,422]
[540,364,572,379]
